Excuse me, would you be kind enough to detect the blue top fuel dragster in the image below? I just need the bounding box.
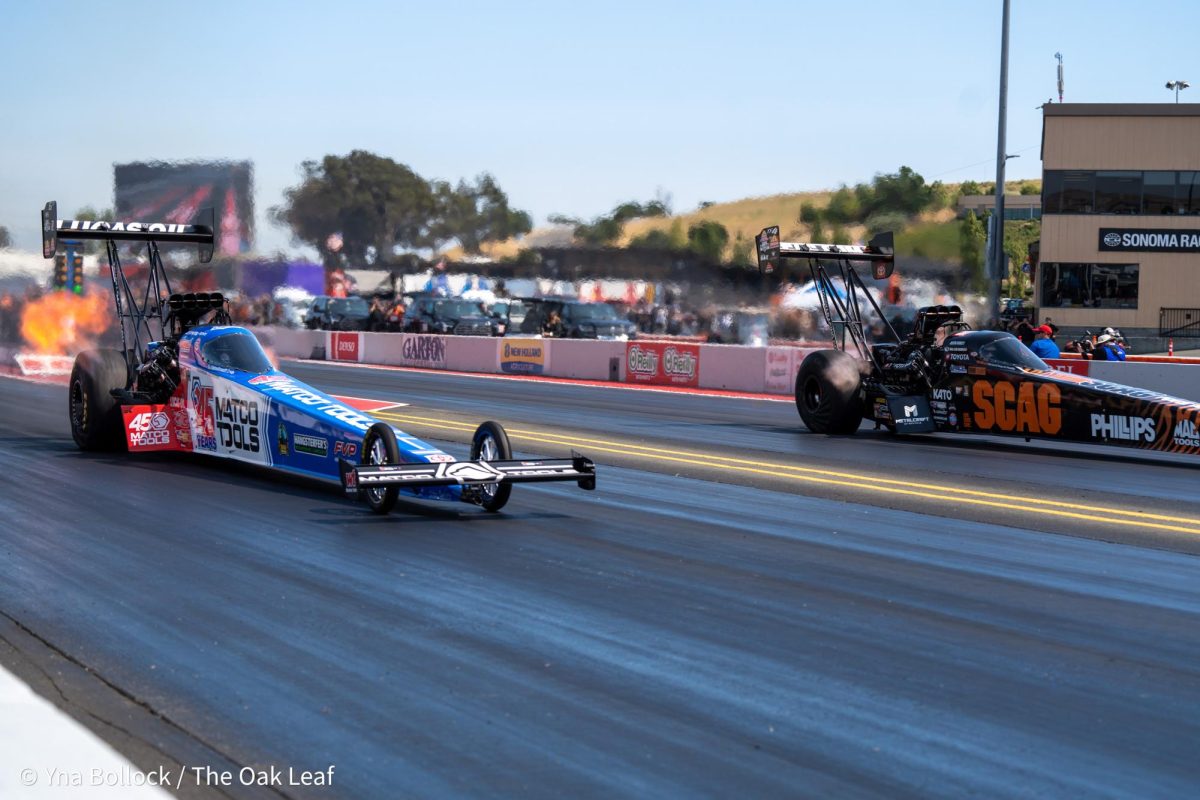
[44,201,595,514]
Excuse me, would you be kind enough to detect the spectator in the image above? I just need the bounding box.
[1091,333,1124,361]
[1029,324,1060,359]
[1013,319,1036,347]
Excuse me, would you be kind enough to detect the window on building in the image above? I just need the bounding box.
[1060,172,1095,213]
[1040,263,1139,309]
[1094,171,1142,214]
[1042,170,1065,213]
[1180,172,1200,215]
[1143,171,1178,215]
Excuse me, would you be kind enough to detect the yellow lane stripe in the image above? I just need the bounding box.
[373,411,1200,535]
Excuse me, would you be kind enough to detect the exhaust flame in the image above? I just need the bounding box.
[20,291,111,355]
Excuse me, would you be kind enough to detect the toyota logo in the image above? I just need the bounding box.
[1103,232,1122,247]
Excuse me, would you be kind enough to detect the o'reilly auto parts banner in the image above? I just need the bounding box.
[1099,228,1200,253]
[625,342,699,387]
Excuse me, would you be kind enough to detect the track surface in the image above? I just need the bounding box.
[1,363,1199,799]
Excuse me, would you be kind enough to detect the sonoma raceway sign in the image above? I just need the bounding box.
[1099,228,1200,253]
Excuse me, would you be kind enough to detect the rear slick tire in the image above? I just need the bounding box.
[68,350,129,451]
[362,422,401,514]
[471,421,513,513]
[794,350,864,435]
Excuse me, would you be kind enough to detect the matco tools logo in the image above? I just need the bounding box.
[1173,418,1200,447]
[128,412,170,446]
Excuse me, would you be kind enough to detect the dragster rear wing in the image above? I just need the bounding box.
[755,227,895,279]
[41,200,215,263]
[338,454,597,497]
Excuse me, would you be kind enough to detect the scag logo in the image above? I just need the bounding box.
[971,381,1062,435]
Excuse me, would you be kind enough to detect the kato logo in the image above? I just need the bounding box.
[971,381,1062,435]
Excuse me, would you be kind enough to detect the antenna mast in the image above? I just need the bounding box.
[1056,52,1064,102]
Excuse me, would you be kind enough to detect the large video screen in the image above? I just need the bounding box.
[114,161,254,256]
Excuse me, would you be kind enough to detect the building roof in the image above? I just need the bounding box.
[1043,103,1200,117]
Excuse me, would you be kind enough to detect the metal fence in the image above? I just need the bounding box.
[1160,308,1200,337]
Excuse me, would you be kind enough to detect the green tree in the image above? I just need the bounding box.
[825,186,860,224]
[809,218,827,243]
[731,232,755,267]
[687,220,729,263]
[830,224,851,245]
[0,226,11,249]
[959,211,987,294]
[1002,219,1040,298]
[629,229,675,250]
[667,218,687,250]
[798,200,822,225]
[1019,181,1041,195]
[864,211,909,237]
[272,150,436,266]
[869,165,934,216]
[958,180,983,196]
[431,173,531,255]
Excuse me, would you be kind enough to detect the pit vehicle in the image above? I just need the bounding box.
[756,226,1200,456]
[46,201,595,514]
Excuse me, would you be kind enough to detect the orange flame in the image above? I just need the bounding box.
[20,291,112,355]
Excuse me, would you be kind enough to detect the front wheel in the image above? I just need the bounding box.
[362,422,400,514]
[794,350,865,435]
[471,421,513,512]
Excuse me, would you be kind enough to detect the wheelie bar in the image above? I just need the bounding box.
[338,454,597,498]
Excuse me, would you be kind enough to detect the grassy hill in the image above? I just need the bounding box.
[473,179,1039,266]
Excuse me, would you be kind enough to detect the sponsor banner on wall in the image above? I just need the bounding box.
[1099,228,1200,253]
[764,347,795,393]
[328,331,361,362]
[500,339,548,374]
[1045,358,1090,377]
[625,341,700,387]
[400,334,447,369]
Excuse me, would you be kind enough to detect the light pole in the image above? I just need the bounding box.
[1166,80,1190,103]
[989,0,1011,327]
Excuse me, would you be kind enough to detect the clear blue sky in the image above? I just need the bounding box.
[1,0,1195,255]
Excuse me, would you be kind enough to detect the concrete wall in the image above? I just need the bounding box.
[255,328,1200,402]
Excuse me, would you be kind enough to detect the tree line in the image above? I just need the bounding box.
[271,150,532,266]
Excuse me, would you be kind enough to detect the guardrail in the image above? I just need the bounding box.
[252,328,1200,403]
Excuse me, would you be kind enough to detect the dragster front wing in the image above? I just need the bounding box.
[338,454,597,497]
